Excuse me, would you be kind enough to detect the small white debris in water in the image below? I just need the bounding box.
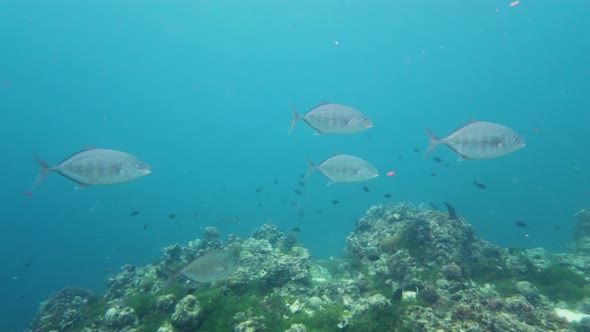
[402,290,417,301]
[334,41,339,45]
[555,308,590,323]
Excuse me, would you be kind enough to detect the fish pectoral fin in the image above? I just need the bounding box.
[319,100,330,105]
[313,131,322,136]
[326,180,335,186]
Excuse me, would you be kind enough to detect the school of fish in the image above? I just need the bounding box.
[28,102,525,284]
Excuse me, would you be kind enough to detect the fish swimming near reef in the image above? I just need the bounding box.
[31,148,150,191]
[443,202,458,220]
[173,251,239,284]
[306,154,379,185]
[289,102,372,135]
[424,121,525,160]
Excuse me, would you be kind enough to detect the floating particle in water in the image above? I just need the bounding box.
[143,224,148,230]
[509,0,519,7]
[255,188,262,193]
[332,200,339,205]
[257,203,262,208]
[294,189,303,195]
[274,179,278,184]
[363,186,370,192]
[334,40,340,45]
[413,147,420,153]
[129,210,141,217]
[298,181,305,187]
[430,173,437,177]
[433,157,442,163]
[168,213,176,219]
[384,194,392,198]
[290,202,298,207]
[193,212,199,219]
[386,171,395,177]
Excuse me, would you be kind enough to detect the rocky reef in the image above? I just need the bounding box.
[26,204,590,331]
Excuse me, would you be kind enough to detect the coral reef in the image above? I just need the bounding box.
[26,204,590,331]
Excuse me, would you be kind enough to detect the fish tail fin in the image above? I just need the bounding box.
[288,104,299,135]
[31,153,50,192]
[305,157,316,179]
[162,266,180,290]
[423,128,440,159]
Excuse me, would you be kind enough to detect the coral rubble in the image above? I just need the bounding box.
[27,204,590,331]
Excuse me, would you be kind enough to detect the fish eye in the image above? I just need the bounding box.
[136,164,142,169]
[512,137,519,143]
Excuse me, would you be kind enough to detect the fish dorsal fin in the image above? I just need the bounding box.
[466,119,477,124]
[320,100,330,105]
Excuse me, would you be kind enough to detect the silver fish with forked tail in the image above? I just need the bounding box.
[31,148,151,191]
[289,102,372,135]
[424,121,525,160]
[306,154,379,185]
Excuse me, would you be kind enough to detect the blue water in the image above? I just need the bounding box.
[1,1,588,330]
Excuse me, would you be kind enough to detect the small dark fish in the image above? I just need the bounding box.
[129,210,141,217]
[291,227,301,233]
[193,212,199,218]
[298,181,305,187]
[290,202,298,207]
[143,224,148,230]
[363,186,370,192]
[430,172,437,177]
[444,164,451,168]
[384,194,392,198]
[274,179,278,184]
[428,202,438,211]
[24,257,33,269]
[294,189,303,195]
[255,188,262,193]
[473,180,486,189]
[433,157,442,163]
[187,288,196,294]
[332,200,339,205]
[367,254,380,261]
[515,221,527,228]
[392,288,403,301]
[443,202,458,220]
[413,147,420,153]
[168,214,176,219]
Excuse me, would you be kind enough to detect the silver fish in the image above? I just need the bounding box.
[177,251,238,283]
[289,102,372,135]
[306,154,379,185]
[424,121,525,160]
[31,148,151,191]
